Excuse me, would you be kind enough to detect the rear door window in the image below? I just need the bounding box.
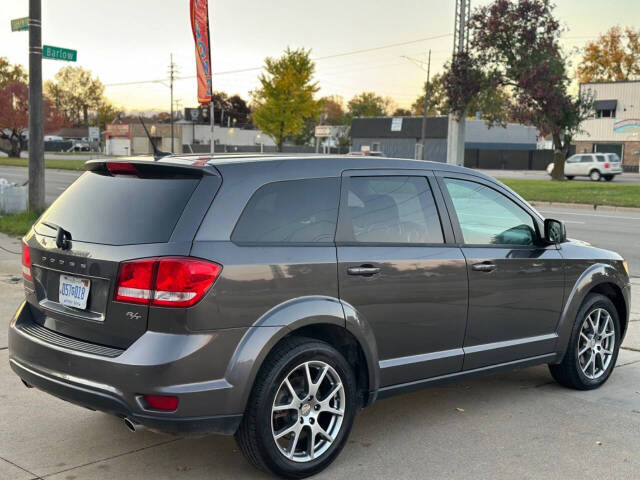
[35,172,200,245]
[338,176,444,244]
[232,178,340,244]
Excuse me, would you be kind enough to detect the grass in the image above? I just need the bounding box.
[499,178,640,208]
[0,210,42,237]
[0,157,86,171]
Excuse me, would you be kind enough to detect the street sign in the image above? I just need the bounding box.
[42,45,77,62]
[11,17,29,32]
[390,117,403,132]
[88,127,100,141]
[315,125,332,138]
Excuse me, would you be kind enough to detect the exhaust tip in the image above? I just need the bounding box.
[124,417,144,432]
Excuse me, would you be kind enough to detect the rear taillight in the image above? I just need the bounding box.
[114,257,221,308]
[21,241,32,281]
[115,259,156,304]
[604,162,611,168]
[143,394,178,411]
[107,161,138,176]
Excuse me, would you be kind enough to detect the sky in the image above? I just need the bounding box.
[3,0,640,113]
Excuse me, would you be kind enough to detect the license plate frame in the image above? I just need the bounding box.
[58,274,91,310]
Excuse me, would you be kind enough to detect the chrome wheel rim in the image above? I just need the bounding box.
[591,171,600,181]
[578,308,615,380]
[271,360,345,463]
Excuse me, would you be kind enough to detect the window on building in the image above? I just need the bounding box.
[596,109,616,118]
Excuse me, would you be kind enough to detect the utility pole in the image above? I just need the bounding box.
[169,54,176,153]
[446,0,471,166]
[28,0,44,211]
[418,49,432,161]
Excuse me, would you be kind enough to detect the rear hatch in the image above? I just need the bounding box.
[23,159,221,349]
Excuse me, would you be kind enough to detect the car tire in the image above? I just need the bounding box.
[589,170,601,181]
[235,336,358,479]
[549,293,621,390]
[604,175,614,181]
[565,176,574,180]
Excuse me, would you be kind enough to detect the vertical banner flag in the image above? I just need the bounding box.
[190,0,212,104]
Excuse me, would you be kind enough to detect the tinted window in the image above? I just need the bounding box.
[444,178,537,246]
[567,155,581,163]
[232,178,339,244]
[580,156,594,163]
[341,176,443,244]
[595,155,607,162]
[35,172,199,245]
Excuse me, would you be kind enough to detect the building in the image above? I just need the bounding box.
[105,122,276,156]
[350,116,538,163]
[573,80,640,169]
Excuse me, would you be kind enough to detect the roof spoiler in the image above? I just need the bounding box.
[84,159,217,177]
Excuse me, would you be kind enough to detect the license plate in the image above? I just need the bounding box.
[59,274,91,310]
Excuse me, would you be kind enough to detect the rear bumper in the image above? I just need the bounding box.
[8,301,247,435]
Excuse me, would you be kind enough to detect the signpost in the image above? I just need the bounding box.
[314,125,332,138]
[42,45,77,62]
[11,17,29,31]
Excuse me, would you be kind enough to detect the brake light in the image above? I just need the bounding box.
[604,162,611,168]
[143,394,178,411]
[114,257,221,308]
[115,259,156,304]
[107,162,138,175]
[21,241,32,281]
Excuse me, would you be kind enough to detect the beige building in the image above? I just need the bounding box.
[573,80,640,168]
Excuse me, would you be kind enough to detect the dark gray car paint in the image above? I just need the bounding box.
[8,155,631,435]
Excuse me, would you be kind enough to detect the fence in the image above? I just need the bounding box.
[183,144,349,154]
[464,149,554,170]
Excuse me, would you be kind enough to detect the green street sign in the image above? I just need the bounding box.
[42,45,77,62]
[11,17,29,32]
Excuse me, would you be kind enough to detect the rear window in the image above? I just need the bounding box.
[35,172,199,245]
[232,178,339,244]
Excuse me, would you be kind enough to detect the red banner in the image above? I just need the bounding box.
[190,0,212,104]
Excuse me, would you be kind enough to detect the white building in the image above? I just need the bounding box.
[574,80,640,168]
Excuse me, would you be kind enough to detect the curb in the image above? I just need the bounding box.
[530,201,640,214]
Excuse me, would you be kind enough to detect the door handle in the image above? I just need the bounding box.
[347,265,381,276]
[472,262,496,272]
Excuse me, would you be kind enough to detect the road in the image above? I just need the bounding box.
[0,166,81,205]
[480,169,640,184]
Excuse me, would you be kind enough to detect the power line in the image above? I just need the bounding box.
[104,33,453,87]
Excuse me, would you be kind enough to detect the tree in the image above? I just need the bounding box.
[393,108,412,116]
[0,57,27,88]
[251,47,321,151]
[461,0,593,180]
[321,96,346,125]
[577,26,640,83]
[412,74,449,115]
[0,81,67,157]
[227,94,252,127]
[346,92,392,122]
[45,66,105,126]
[94,101,123,131]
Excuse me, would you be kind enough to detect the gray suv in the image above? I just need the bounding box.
[9,155,631,478]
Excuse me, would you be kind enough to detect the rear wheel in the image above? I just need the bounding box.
[604,175,614,181]
[549,294,620,390]
[589,170,602,181]
[235,337,357,479]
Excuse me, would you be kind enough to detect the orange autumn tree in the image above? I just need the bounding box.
[577,26,640,83]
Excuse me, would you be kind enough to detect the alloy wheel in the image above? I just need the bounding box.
[577,307,615,380]
[271,360,346,463]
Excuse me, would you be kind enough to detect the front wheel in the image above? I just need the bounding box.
[565,175,574,180]
[549,293,620,390]
[235,337,358,479]
[589,170,602,181]
[604,175,614,181]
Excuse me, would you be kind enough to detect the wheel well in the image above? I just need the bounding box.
[278,324,370,407]
[590,283,628,336]
[590,168,600,175]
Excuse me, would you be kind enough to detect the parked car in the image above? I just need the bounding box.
[546,153,623,181]
[9,155,630,478]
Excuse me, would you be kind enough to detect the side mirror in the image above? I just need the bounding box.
[544,218,566,244]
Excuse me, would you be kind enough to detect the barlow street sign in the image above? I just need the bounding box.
[42,44,77,62]
[11,17,29,32]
